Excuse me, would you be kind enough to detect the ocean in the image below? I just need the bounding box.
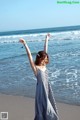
[0,26,80,105]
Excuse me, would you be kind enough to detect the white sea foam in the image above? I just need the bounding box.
[65,69,78,84]
[0,30,80,44]
[51,30,80,41]
[51,69,60,78]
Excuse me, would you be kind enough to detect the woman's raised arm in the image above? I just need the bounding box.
[19,38,37,76]
[44,33,50,53]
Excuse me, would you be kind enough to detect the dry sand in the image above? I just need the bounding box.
[0,93,80,120]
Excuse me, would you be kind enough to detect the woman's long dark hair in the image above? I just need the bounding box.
[35,51,49,65]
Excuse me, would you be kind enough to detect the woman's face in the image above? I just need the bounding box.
[41,56,49,65]
[44,56,49,64]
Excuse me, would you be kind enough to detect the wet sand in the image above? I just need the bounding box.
[0,93,80,120]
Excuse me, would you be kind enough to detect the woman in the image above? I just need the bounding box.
[19,34,59,120]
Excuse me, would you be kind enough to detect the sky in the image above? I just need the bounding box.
[0,0,80,32]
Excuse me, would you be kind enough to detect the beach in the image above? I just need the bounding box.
[0,93,80,120]
[0,30,80,120]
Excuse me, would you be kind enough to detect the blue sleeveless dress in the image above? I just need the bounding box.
[34,68,59,120]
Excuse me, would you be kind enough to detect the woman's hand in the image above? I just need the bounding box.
[19,38,26,45]
[46,33,51,39]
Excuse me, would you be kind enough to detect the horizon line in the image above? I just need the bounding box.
[0,25,80,36]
